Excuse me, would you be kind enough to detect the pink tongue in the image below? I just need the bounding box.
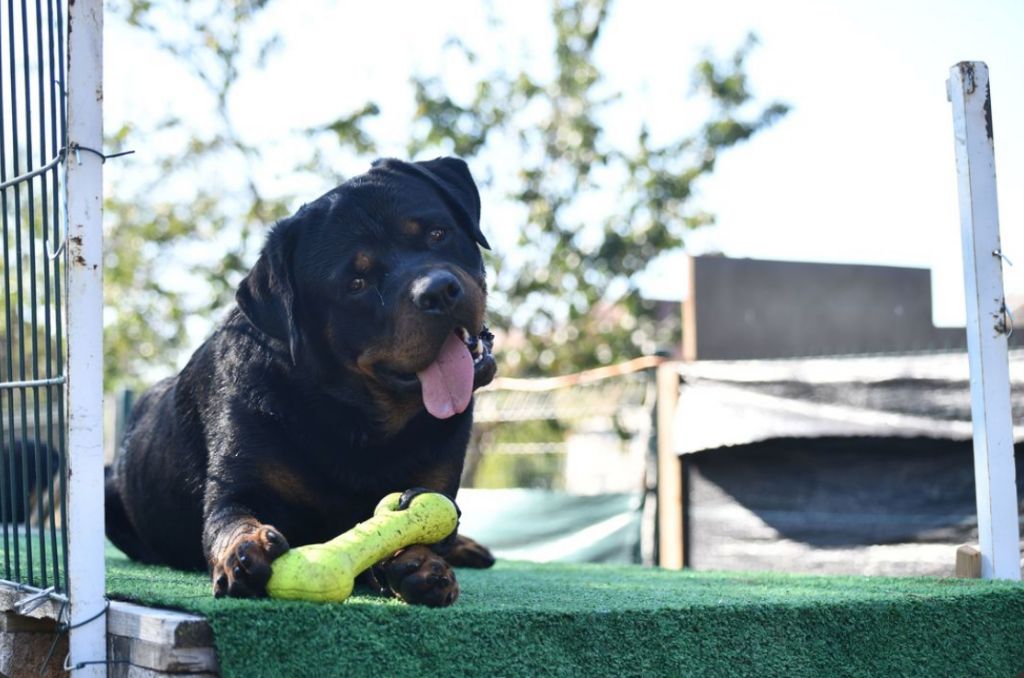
[417,333,475,419]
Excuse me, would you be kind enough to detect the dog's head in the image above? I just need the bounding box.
[236,157,496,431]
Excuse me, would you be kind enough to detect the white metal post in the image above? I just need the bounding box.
[948,62,1021,580]
[65,0,107,672]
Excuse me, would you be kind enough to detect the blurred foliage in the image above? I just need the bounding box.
[408,3,789,376]
[103,0,787,388]
[463,419,568,488]
[473,452,565,490]
[103,0,376,390]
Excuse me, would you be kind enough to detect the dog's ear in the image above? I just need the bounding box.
[374,157,490,250]
[236,218,302,364]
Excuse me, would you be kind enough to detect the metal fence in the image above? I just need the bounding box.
[464,357,662,564]
[1,0,107,672]
[1,0,70,595]
[467,357,660,493]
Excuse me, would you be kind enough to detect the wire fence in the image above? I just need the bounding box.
[0,0,69,594]
[466,357,661,493]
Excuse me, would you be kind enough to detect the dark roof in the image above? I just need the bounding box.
[673,350,1024,454]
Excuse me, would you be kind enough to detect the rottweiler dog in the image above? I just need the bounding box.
[105,157,497,606]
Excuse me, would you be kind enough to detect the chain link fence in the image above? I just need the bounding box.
[466,358,659,492]
[458,357,663,564]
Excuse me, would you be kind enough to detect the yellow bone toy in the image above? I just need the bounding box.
[266,491,459,603]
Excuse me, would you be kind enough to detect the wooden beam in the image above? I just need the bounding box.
[108,633,218,674]
[109,664,218,678]
[106,601,219,674]
[956,544,982,579]
[682,258,698,362]
[488,355,664,392]
[657,362,684,569]
[108,600,213,649]
[0,584,219,675]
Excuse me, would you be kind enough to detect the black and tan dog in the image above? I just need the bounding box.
[105,157,497,606]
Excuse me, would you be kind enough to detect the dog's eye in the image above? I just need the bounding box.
[427,228,446,243]
[349,278,367,293]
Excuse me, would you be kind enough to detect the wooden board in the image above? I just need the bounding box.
[956,544,982,578]
[1,583,219,675]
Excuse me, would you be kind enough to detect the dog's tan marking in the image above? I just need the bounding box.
[350,265,488,438]
[209,517,261,567]
[375,394,426,439]
[354,252,373,273]
[259,462,319,508]
[401,219,423,236]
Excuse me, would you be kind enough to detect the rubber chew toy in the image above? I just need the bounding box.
[266,491,459,603]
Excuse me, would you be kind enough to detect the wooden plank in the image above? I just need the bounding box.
[108,633,219,674]
[109,663,218,678]
[1,586,216,647]
[108,600,213,648]
[106,600,218,673]
[948,61,1022,580]
[682,258,698,361]
[956,544,982,578]
[657,362,685,569]
[0,585,219,675]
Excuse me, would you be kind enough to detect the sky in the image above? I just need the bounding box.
[105,0,1024,329]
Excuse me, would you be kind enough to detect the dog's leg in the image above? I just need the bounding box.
[105,468,165,565]
[204,508,289,598]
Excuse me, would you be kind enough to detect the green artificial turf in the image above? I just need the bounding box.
[98,547,1024,678]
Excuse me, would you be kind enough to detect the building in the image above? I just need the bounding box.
[669,256,1024,576]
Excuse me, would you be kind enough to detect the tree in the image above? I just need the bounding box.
[406,1,788,375]
[104,0,788,387]
[103,0,377,390]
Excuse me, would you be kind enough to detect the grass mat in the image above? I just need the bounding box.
[102,548,1024,678]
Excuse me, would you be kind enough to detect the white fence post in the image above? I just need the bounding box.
[65,0,107,672]
[947,61,1021,580]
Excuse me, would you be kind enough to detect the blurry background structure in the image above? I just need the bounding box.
[670,255,1024,576]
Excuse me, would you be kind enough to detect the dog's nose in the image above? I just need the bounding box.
[410,270,463,314]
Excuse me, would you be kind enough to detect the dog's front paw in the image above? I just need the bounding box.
[211,524,289,598]
[382,545,459,607]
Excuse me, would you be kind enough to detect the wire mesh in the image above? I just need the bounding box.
[466,364,658,492]
[0,0,68,593]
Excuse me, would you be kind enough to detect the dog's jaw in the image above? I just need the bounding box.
[353,325,494,437]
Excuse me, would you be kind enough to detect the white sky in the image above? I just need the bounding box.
[105,0,1024,329]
